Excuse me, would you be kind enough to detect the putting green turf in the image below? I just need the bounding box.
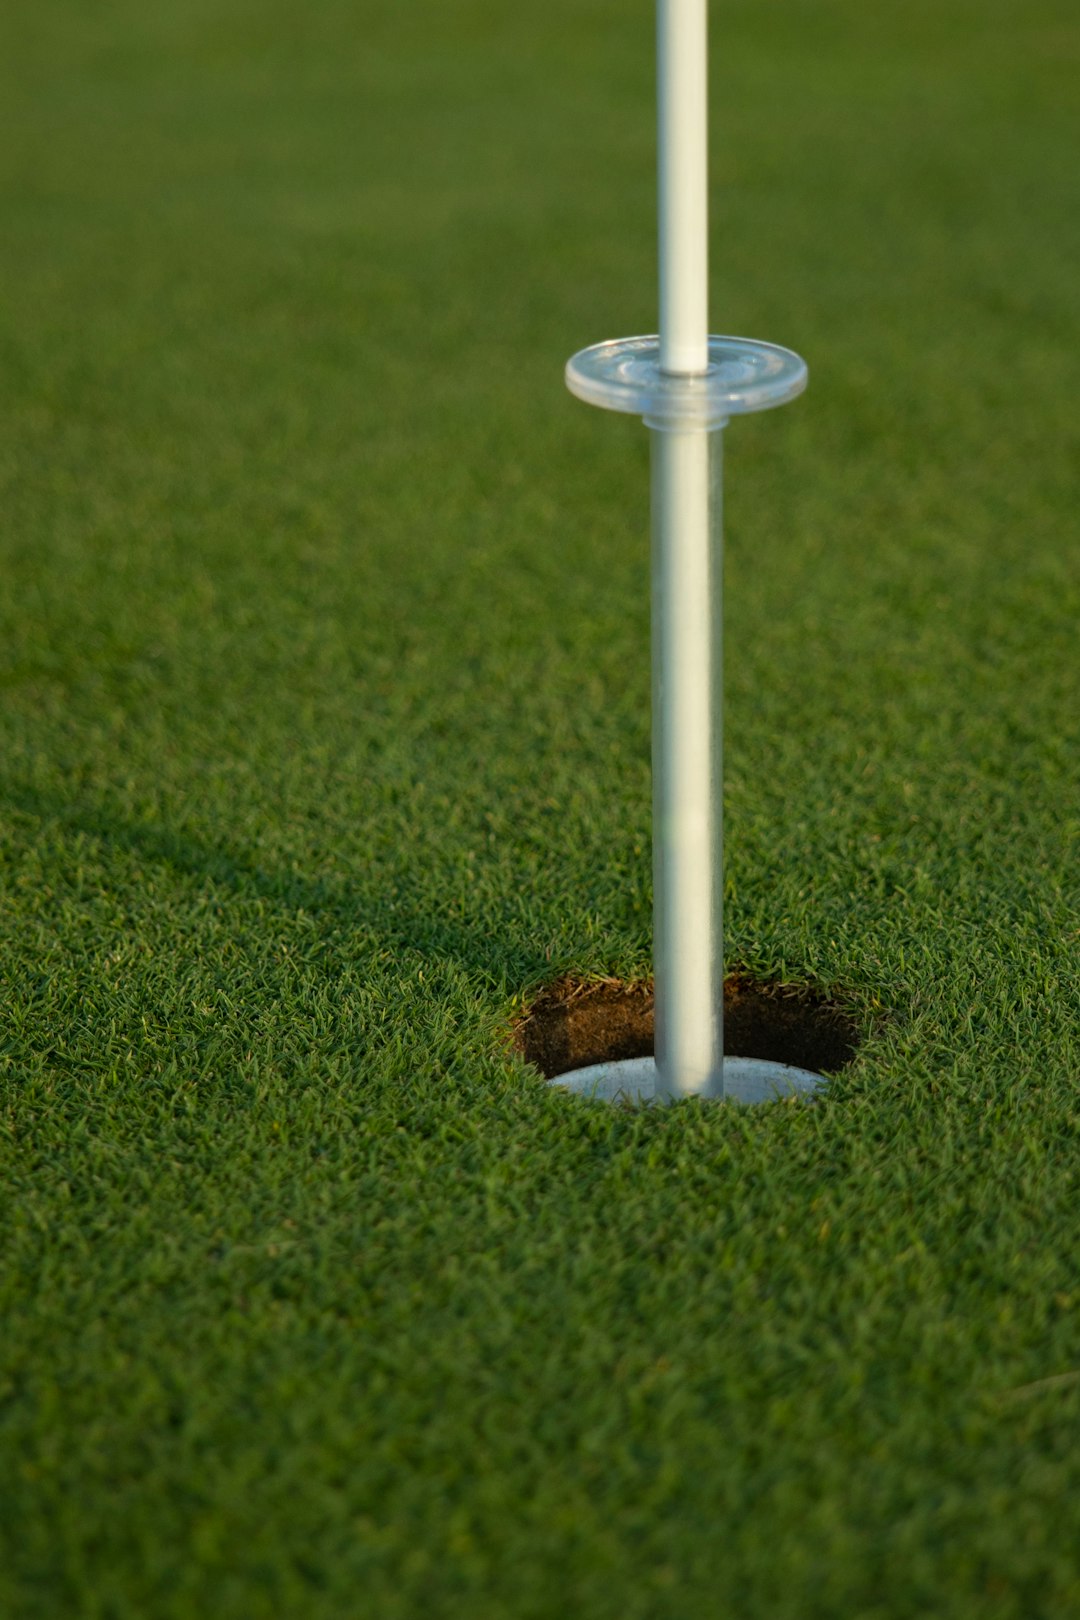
[2,0,1079,1614]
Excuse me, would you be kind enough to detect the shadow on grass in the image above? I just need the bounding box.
[0,778,565,995]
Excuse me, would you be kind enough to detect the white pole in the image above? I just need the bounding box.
[652,0,723,1099]
[657,0,709,375]
[560,2,812,1106]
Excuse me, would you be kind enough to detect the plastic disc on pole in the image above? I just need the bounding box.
[565,334,807,427]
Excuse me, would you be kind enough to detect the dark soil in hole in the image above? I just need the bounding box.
[513,974,860,1080]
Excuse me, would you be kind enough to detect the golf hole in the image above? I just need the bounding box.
[513,973,860,1081]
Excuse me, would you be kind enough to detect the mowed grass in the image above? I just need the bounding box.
[1,0,1079,1614]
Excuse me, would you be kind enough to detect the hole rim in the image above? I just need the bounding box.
[511,970,864,1082]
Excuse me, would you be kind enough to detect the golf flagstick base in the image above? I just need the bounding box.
[554,334,810,1106]
[552,1056,825,1106]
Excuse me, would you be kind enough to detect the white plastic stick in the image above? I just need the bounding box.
[657,0,709,375]
[563,3,808,1106]
[653,0,721,1097]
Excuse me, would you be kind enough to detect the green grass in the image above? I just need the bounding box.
[2,0,1079,1614]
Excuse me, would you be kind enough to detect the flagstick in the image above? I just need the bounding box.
[652,0,722,1099]
[556,3,816,1106]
